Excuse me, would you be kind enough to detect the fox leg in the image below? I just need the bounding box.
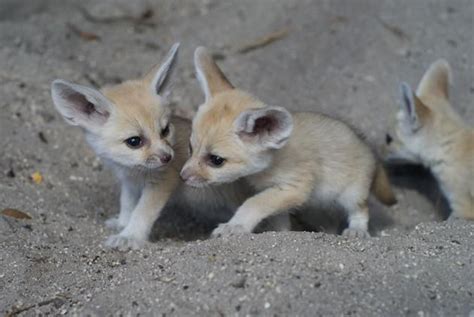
[212,184,310,237]
[338,187,371,238]
[342,202,370,238]
[106,181,141,230]
[106,171,178,250]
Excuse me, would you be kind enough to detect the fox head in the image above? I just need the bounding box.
[180,47,293,187]
[51,43,180,171]
[384,59,460,164]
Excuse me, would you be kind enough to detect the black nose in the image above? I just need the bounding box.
[160,153,172,164]
[385,133,393,145]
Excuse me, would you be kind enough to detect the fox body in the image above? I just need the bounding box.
[385,60,473,220]
[50,44,250,250]
[181,47,396,237]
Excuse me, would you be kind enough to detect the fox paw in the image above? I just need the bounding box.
[105,234,145,251]
[342,228,370,238]
[212,223,249,238]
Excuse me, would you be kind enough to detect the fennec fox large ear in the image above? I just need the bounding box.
[51,79,112,132]
[144,42,180,97]
[194,46,234,101]
[399,82,431,132]
[234,106,293,149]
[416,59,451,100]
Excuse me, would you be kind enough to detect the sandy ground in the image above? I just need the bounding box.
[0,0,473,316]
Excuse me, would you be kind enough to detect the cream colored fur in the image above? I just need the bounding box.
[385,59,473,220]
[50,44,252,250]
[181,47,396,238]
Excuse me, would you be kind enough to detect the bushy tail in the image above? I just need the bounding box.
[371,165,397,206]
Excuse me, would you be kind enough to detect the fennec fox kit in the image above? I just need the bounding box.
[51,44,248,250]
[180,47,396,238]
[385,59,473,220]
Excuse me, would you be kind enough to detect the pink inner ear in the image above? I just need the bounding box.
[253,116,276,134]
[66,91,110,123]
[66,91,95,115]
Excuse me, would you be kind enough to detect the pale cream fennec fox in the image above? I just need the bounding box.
[180,47,397,238]
[50,44,252,250]
[385,59,473,220]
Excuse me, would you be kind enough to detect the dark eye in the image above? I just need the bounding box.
[188,143,193,155]
[125,136,143,149]
[161,124,170,137]
[385,133,393,145]
[208,154,225,167]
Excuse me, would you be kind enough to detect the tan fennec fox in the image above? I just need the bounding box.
[180,47,397,238]
[50,44,253,250]
[385,59,473,220]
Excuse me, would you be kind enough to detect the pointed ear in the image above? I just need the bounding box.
[399,82,431,132]
[145,42,180,96]
[194,46,233,102]
[51,79,112,132]
[416,59,451,100]
[234,106,293,149]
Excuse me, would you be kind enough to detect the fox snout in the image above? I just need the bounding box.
[147,151,173,166]
[180,166,206,186]
[158,153,172,164]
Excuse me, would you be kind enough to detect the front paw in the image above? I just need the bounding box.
[342,228,370,238]
[105,233,146,251]
[105,217,126,231]
[212,223,250,238]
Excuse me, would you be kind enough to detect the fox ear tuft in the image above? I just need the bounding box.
[145,42,180,97]
[194,46,234,102]
[51,79,111,132]
[234,106,293,149]
[416,59,451,100]
[399,82,430,132]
